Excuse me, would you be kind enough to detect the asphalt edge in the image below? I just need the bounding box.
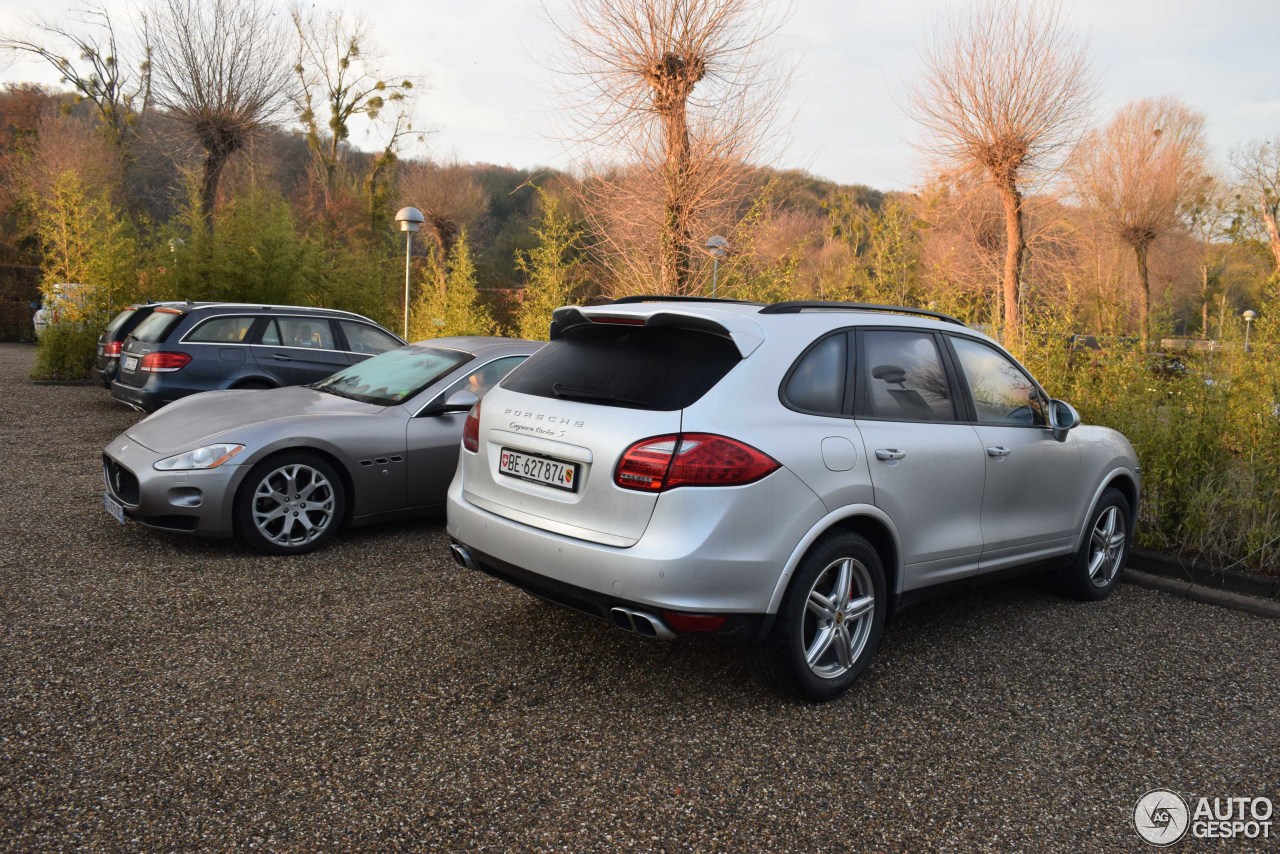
[1126,547,1280,619]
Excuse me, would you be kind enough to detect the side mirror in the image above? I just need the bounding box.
[1048,399,1081,442]
[423,389,479,417]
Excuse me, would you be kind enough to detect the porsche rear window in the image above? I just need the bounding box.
[502,324,741,411]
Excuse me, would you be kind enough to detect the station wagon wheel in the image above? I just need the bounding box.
[1053,487,1131,601]
[235,451,346,555]
[757,531,887,702]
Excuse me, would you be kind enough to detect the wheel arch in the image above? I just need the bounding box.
[767,505,902,616]
[1072,467,1140,553]
[231,445,357,536]
[229,376,278,390]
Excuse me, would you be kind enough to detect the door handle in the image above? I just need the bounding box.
[875,449,906,461]
[272,353,293,361]
[986,446,1011,457]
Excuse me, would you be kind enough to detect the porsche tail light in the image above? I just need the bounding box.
[463,400,481,453]
[614,433,778,492]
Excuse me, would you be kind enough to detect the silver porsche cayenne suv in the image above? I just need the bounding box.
[446,298,1140,701]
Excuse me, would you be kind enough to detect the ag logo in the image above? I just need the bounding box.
[1135,789,1190,846]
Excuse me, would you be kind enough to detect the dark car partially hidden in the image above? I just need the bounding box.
[96,302,198,388]
[111,303,405,412]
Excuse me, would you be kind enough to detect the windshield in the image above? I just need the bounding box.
[311,344,471,405]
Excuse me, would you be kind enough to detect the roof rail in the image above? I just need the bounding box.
[609,295,764,306]
[758,301,966,326]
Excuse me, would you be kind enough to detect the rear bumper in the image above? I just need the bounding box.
[95,358,118,389]
[110,379,167,412]
[450,540,769,642]
[445,466,824,617]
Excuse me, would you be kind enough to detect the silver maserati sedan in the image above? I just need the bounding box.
[102,337,539,554]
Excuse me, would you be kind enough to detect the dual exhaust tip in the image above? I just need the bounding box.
[449,543,675,640]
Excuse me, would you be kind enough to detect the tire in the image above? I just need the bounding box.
[1053,487,1132,601]
[234,451,346,555]
[234,380,274,390]
[756,531,888,702]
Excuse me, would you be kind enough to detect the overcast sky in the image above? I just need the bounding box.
[1,0,1277,191]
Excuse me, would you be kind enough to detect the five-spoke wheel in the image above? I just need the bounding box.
[1054,487,1131,601]
[758,531,887,702]
[803,557,877,680]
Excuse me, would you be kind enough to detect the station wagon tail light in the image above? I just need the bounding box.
[463,400,481,452]
[140,352,192,372]
[614,433,779,492]
[103,341,122,357]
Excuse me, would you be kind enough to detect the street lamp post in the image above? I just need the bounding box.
[706,235,729,297]
[395,207,425,340]
[1243,309,1257,353]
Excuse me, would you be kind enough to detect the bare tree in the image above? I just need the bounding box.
[289,5,419,216]
[1230,138,1280,273]
[397,159,490,289]
[910,0,1094,344]
[1073,97,1207,344]
[551,0,787,294]
[148,0,292,226]
[0,5,151,147]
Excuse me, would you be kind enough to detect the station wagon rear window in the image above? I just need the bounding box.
[129,309,184,343]
[502,324,741,411]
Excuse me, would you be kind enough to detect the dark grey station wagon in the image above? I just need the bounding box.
[110,303,405,412]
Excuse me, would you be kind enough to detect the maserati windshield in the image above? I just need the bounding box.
[311,345,470,405]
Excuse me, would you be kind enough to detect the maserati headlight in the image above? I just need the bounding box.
[153,443,244,471]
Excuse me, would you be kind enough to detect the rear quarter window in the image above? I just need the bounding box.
[502,325,741,411]
[186,316,256,343]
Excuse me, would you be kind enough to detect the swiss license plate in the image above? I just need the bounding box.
[123,355,138,371]
[103,492,126,524]
[498,447,579,492]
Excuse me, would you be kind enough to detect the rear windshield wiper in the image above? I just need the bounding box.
[551,382,648,407]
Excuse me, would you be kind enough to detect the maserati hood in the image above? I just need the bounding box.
[125,387,382,455]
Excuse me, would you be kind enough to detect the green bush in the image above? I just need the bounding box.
[1022,314,1280,575]
[31,322,101,380]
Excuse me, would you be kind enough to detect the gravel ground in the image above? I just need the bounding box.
[1,341,1276,852]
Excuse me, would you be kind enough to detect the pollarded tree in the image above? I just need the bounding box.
[148,0,293,227]
[910,0,1094,345]
[1073,97,1207,345]
[552,0,787,294]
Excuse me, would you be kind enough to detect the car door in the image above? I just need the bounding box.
[853,328,986,591]
[252,316,353,385]
[946,334,1082,572]
[405,355,531,510]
